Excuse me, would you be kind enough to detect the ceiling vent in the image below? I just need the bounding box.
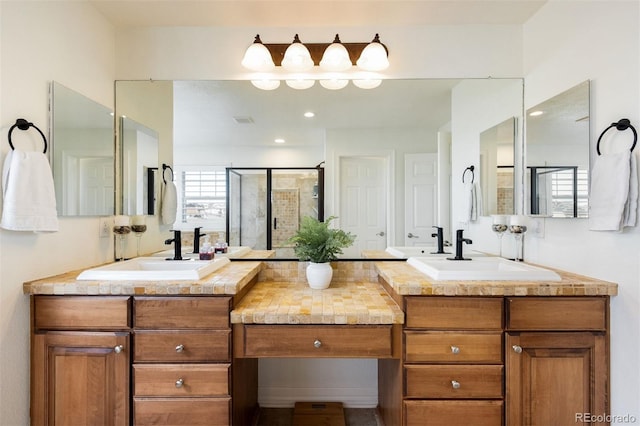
[233,116,254,124]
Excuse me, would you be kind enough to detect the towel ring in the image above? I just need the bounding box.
[162,163,174,184]
[596,118,637,155]
[8,118,47,153]
[462,165,475,183]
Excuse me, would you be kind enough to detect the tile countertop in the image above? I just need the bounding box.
[23,260,264,296]
[230,281,405,325]
[375,260,618,297]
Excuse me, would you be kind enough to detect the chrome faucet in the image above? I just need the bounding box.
[448,229,472,261]
[192,227,206,254]
[164,229,183,260]
[431,226,447,254]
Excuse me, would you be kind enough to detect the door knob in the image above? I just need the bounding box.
[407,232,419,238]
[376,231,385,237]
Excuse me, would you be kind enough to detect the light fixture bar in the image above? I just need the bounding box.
[263,42,371,67]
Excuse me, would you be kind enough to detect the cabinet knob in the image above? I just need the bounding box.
[450,345,460,354]
[175,344,185,353]
[451,380,461,389]
[113,345,124,354]
[512,345,523,353]
[175,378,184,388]
[313,339,322,348]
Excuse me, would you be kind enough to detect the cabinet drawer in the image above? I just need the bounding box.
[134,397,230,425]
[134,364,229,397]
[405,365,503,399]
[33,296,130,330]
[240,325,393,358]
[134,330,230,362]
[405,331,503,363]
[406,297,502,330]
[405,400,503,426]
[506,297,607,331]
[134,297,230,329]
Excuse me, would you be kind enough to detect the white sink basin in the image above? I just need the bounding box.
[151,246,251,259]
[77,257,230,281]
[407,256,561,281]
[385,246,485,258]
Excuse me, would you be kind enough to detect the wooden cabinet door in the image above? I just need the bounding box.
[505,332,608,426]
[32,331,130,426]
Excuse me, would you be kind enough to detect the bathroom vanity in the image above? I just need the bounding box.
[24,257,616,426]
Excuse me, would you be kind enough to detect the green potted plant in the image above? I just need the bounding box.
[288,216,356,289]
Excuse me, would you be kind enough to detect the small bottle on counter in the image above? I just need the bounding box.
[214,238,228,254]
[199,236,215,260]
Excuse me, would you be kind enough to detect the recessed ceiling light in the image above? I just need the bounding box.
[304,111,315,118]
[274,138,285,144]
[529,110,544,117]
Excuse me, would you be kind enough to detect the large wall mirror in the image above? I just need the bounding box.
[50,81,114,216]
[526,80,590,218]
[480,117,515,216]
[115,78,523,259]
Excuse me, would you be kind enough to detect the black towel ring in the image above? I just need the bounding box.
[162,163,174,184]
[462,165,475,183]
[8,118,47,153]
[596,118,637,155]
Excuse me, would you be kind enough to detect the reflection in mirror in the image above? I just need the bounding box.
[526,80,590,218]
[120,117,159,215]
[480,117,515,216]
[115,78,523,259]
[50,81,114,216]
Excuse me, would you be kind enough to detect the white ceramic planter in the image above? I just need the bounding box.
[306,262,333,289]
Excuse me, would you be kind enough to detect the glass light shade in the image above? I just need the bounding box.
[356,34,389,71]
[285,79,315,90]
[281,34,314,72]
[251,79,281,90]
[352,79,382,89]
[320,36,352,72]
[319,79,349,90]
[241,35,275,72]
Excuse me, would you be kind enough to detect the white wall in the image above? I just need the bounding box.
[0,2,116,425]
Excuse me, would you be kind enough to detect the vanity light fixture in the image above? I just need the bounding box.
[241,35,276,72]
[281,34,314,72]
[251,79,280,90]
[286,79,315,90]
[242,33,389,90]
[319,34,352,72]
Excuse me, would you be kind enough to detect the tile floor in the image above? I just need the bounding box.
[256,407,382,426]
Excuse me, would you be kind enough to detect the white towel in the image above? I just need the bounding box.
[1,149,58,232]
[161,179,177,225]
[589,150,638,231]
[459,181,482,223]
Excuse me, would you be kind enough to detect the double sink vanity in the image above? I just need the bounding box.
[24,247,617,425]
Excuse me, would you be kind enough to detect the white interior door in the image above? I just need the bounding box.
[404,153,437,246]
[79,157,114,215]
[339,156,387,257]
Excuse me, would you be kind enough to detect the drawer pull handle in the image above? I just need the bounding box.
[451,380,461,389]
[512,345,523,354]
[450,345,460,354]
[313,339,322,348]
[113,345,124,354]
[175,378,184,388]
[175,344,185,353]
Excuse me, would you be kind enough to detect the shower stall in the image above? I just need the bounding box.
[226,167,324,257]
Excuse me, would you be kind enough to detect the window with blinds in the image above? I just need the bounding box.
[180,170,227,228]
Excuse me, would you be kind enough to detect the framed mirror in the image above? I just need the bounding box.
[120,117,159,215]
[526,80,590,218]
[50,81,114,216]
[115,78,524,259]
[480,117,516,216]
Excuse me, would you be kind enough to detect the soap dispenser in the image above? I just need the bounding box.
[214,238,228,254]
[199,236,214,260]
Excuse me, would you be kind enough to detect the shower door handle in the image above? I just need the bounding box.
[274,217,277,229]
